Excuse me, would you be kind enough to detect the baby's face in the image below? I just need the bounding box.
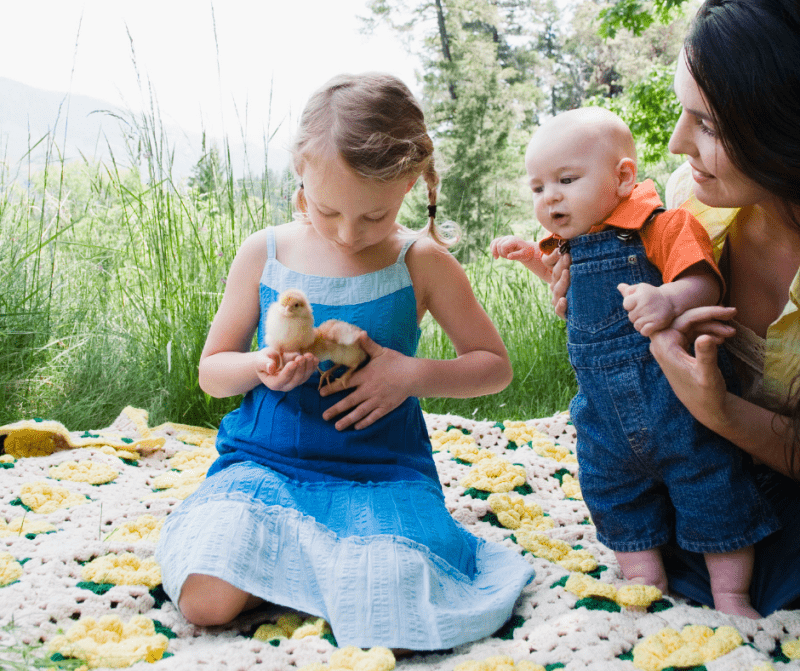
[525,127,625,240]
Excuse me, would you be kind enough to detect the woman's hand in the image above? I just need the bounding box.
[255,348,319,392]
[648,305,737,427]
[545,249,571,320]
[320,334,412,431]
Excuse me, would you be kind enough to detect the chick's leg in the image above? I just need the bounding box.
[317,364,344,390]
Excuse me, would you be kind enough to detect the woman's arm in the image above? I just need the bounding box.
[321,238,512,430]
[649,307,796,477]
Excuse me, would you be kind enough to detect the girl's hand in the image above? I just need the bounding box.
[545,249,571,320]
[255,348,319,392]
[320,334,411,431]
[648,305,737,426]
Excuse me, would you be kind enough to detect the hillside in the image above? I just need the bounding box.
[0,78,279,179]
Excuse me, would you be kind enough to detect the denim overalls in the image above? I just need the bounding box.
[565,227,780,554]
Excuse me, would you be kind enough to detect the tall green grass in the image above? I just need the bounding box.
[0,107,575,431]
[418,257,576,421]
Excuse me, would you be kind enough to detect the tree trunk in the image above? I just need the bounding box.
[434,0,458,100]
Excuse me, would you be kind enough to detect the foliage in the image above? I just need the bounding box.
[188,134,223,197]
[418,255,576,420]
[366,0,548,259]
[0,102,574,430]
[588,65,684,181]
[2,0,701,428]
[366,0,696,252]
[599,0,693,38]
[0,106,282,429]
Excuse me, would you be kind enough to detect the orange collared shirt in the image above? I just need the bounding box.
[539,179,724,291]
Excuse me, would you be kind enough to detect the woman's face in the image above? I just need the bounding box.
[668,52,770,208]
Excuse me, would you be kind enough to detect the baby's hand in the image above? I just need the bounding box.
[618,283,677,337]
[490,235,539,262]
[255,348,318,392]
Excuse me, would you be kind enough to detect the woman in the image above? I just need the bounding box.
[544,0,800,615]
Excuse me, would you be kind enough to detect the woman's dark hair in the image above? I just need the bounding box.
[684,0,800,212]
[686,0,800,478]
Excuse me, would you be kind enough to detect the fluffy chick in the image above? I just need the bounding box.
[265,289,316,369]
[309,319,368,390]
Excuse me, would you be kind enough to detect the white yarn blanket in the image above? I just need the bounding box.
[1,407,799,671]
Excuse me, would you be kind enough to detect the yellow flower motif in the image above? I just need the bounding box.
[49,460,118,485]
[168,447,217,472]
[487,493,553,531]
[19,481,87,514]
[429,428,493,463]
[0,454,14,464]
[300,646,395,671]
[632,625,742,671]
[516,532,597,573]
[564,573,662,608]
[254,613,331,642]
[454,656,546,671]
[461,456,527,493]
[151,468,206,490]
[615,584,664,608]
[0,552,23,586]
[104,515,164,544]
[502,421,541,446]
[503,422,577,463]
[48,614,169,668]
[0,516,56,538]
[152,422,218,450]
[534,443,577,464]
[560,473,583,500]
[81,553,161,588]
[147,468,206,500]
[0,411,165,458]
[783,639,800,659]
[451,444,496,463]
[564,573,617,601]
[753,664,776,671]
[430,428,471,452]
[292,618,332,639]
[96,445,139,462]
[1,424,71,457]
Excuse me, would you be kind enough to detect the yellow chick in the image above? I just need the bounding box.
[310,319,368,390]
[266,289,316,368]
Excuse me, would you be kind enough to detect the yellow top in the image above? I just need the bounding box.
[666,161,800,408]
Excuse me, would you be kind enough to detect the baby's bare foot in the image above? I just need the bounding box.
[713,592,761,619]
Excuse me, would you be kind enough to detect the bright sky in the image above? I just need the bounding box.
[0,0,419,168]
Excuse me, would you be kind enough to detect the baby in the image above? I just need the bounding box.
[491,107,779,618]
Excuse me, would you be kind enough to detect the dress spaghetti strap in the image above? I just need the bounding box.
[266,227,276,260]
[396,235,416,264]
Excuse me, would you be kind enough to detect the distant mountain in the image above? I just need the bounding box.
[0,78,285,180]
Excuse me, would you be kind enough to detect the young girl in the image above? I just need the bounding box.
[155,72,534,651]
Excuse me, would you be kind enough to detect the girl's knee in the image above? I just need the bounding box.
[178,574,250,626]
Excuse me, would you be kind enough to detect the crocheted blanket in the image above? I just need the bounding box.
[1,406,799,671]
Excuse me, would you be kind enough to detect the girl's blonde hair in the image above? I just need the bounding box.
[291,72,458,247]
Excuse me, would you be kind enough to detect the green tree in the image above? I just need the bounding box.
[188,133,222,197]
[367,0,550,259]
[598,0,693,38]
[367,0,696,250]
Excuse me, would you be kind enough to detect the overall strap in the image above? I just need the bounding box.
[266,226,277,260]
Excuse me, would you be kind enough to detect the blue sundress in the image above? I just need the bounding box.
[155,228,535,650]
